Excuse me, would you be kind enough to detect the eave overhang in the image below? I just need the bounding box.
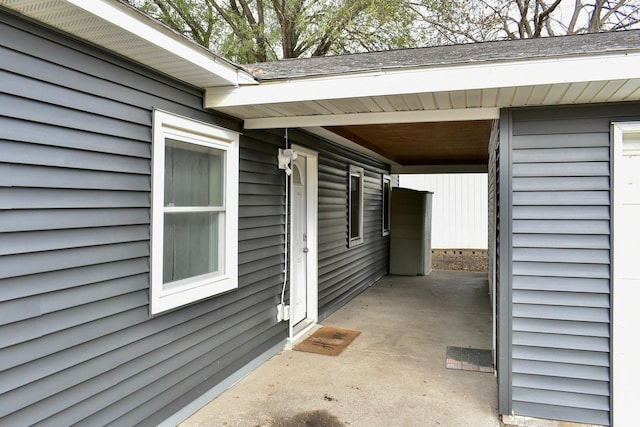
[205,50,640,129]
[203,45,640,173]
[0,0,257,88]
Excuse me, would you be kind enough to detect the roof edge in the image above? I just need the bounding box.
[206,50,640,108]
[246,29,640,81]
[0,0,257,87]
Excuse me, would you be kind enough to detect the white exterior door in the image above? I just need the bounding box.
[287,145,318,340]
[290,156,307,326]
[612,123,640,426]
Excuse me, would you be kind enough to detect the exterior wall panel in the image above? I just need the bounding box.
[0,12,286,426]
[503,102,640,426]
[0,11,392,425]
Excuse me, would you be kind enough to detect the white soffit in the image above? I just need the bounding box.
[1,0,256,88]
[205,51,640,128]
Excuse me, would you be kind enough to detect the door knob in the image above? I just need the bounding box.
[303,247,309,253]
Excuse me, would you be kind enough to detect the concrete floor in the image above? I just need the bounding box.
[181,270,500,427]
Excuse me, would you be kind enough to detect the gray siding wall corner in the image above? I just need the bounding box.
[497,110,513,416]
[0,10,287,426]
[501,102,640,426]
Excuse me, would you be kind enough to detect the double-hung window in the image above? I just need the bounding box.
[348,165,364,247]
[150,110,239,314]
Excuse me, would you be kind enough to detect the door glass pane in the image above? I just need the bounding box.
[350,174,361,239]
[292,164,302,185]
[164,139,223,207]
[163,212,219,284]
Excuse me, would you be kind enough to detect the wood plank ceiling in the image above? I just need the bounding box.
[325,120,493,167]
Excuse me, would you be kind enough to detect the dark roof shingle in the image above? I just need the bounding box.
[246,30,640,80]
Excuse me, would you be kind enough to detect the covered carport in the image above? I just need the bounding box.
[204,31,640,426]
[3,1,639,425]
[180,270,498,427]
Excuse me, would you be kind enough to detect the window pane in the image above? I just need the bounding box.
[292,164,302,185]
[350,174,361,239]
[164,139,223,207]
[163,212,219,284]
[383,180,391,231]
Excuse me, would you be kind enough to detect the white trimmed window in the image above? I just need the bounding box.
[150,110,239,314]
[382,174,391,236]
[349,165,364,247]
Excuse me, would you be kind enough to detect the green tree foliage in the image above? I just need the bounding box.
[129,0,640,63]
[130,0,426,63]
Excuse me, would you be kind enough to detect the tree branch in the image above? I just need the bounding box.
[533,0,563,37]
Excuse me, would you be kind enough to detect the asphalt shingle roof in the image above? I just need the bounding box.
[245,29,640,81]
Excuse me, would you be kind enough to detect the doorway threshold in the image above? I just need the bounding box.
[286,319,318,349]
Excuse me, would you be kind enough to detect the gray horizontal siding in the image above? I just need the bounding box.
[513,374,609,395]
[1,226,149,255]
[513,234,610,248]
[504,103,640,426]
[514,402,610,426]
[512,276,609,293]
[512,161,609,177]
[512,305,609,324]
[0,138,150,173]
[0,10,285,427]
[0,116,151,158]
[512,205,610,220]
[513,176,610,191]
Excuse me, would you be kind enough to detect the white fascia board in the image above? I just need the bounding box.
[244,107,499,129]
[206,52,640,107]
[65,0,255,86]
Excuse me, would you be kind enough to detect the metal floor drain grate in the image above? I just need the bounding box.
[445,346,494,373]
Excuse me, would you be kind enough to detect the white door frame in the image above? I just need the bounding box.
[611,121,640,426]
[289,144,318,342]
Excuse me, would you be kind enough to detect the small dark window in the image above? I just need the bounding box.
[349,165,364,247]
[382,175,391,236]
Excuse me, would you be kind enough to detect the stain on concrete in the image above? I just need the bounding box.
[271,410,344,427]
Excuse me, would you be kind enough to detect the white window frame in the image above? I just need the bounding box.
[348,165,365,247]
[150,110,239,315]
[382,174,391,236]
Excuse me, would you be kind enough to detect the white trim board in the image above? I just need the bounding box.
[2,0,256,87]
[150,110,239,314]
[206,52,640,108]
[611,121,640,427]
[243,108,500,129]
